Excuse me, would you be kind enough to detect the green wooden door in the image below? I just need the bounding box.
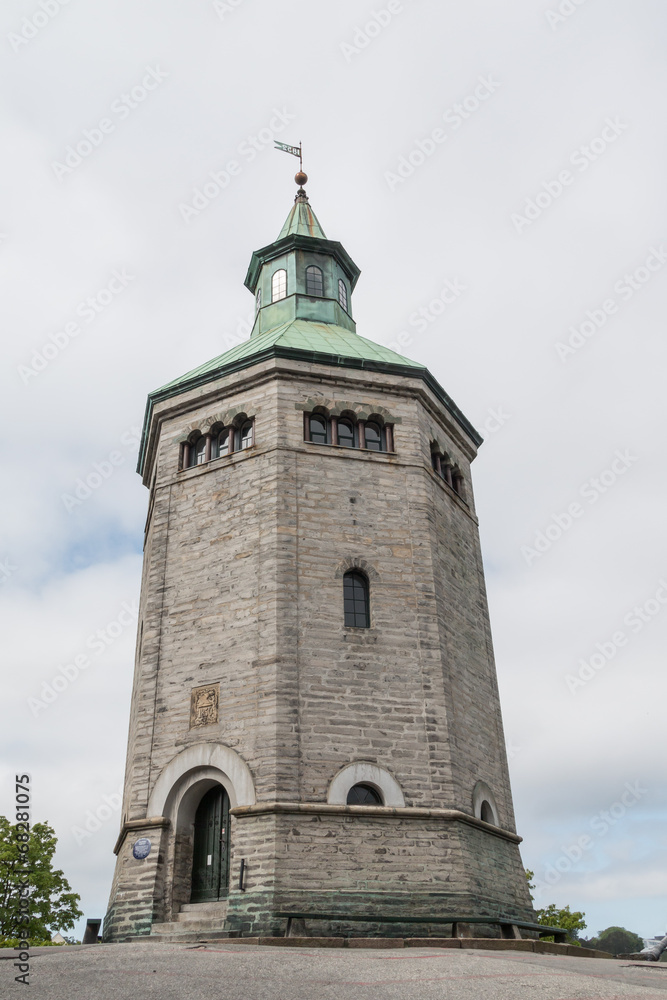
[190,786,230,902]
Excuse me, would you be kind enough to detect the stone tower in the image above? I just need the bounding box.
[103,177,534,942]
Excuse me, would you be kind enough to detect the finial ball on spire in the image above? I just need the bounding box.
[295,171,308,187]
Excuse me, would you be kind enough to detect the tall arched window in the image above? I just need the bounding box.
[309,414,328,445]
[347,783,382,805]
[255,287,261,315]
[364,421,382,452]
[338,279,348,311]
[271,269,287,302]
[337,419,355,448]
[343,571,370,628]
[305,265,323,296]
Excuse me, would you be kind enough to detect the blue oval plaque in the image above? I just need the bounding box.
[132,837,151,860]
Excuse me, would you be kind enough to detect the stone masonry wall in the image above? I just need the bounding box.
[107,356,531,936]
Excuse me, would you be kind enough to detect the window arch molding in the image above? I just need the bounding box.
[472,780,500,827]
[334,557,380,583]
[327,762,405,807]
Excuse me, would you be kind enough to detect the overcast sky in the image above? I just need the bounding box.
[1,0,665,943]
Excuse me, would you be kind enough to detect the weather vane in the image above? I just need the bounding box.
[274,139,308,190]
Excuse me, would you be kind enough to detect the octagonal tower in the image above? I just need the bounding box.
[103,180,534,942]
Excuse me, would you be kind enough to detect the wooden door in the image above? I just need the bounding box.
[190,786,230,902]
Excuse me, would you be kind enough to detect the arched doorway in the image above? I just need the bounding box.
[190,785,230,902]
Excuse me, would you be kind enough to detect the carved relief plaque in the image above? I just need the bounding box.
[190,683,219,728]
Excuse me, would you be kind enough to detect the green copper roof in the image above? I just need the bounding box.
[157,320,423,394]
[277,194,327,240]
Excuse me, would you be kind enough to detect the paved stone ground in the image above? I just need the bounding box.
[2,942,667,999]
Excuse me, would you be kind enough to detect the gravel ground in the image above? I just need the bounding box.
[2,941,667,999]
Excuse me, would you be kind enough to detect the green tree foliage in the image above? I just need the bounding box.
[0,817,83,943]
[586,926,645,956]
[525,870,586,944]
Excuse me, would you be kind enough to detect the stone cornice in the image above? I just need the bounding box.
[230,802,522,844]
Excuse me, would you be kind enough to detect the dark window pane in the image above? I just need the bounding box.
[347,783,382,805]
[305,265,323,296]
[365,422,382,451]
[338,279,348,311]
[480,801,494,824]
[337,420,355,448]
[343,571,369,628]
[255,288,261,315]
[193,436,206,466]
[309,415,327,445]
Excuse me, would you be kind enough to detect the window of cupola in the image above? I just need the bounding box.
[271,269,287,302]
[305,265,323,296]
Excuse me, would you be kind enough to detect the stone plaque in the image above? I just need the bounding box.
[190,683,219,728]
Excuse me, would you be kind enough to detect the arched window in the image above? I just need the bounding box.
[347,783,382,806]
[305,265,323,296]
[343,571,370,628]
[364,421,382,452]
[188,435,206,468]
[255,287,261,315]
[271,269,287,302]
[337,419,355,448]
[216,428,230,458]
[309,414,328,445]
[338,279,348,311]
[239,420,254,450]
[480,800,494,825]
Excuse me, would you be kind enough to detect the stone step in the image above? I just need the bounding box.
[152,919,227,935]
[150,927,235,944]
[178,902,228,923]
[180,902,229,914]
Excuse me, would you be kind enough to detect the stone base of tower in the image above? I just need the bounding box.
[224,809,535,939]
[103,820,170,942]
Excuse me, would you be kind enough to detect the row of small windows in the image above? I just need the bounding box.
[263,267,349,311]
[180,420,254,469]
[431,449,466,499]
[305,412,394,453]
[178,414,464,499]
